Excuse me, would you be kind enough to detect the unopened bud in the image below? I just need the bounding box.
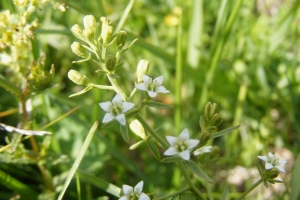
[267,168,280,179]
[83,15,96,40]
[116,30,127,49]
[204,102,213,119]
[100,17,113,45]
[71,42,87,58]
[136,59,149,83]
[105,54,117,71]
[199,131,210,143]
[68,70,90,86]
[71,24,84,41]
[211,113,223,127]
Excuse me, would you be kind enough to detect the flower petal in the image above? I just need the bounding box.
[122,102,135,113]
[139,193,150,200]
[257,156,268,162]
[275,165,285,173]
[122,185,133,195]
[164,147,178,156]
[135,83,147,91]
[148,91,157,98]
[268,152,275,158]
[119,195,127,200]
[102,113,115,123]
[179,150,190,160]
[186,139,200,149]
[178,128,189,140]
[134,181,144,194]
[112,93,123,104]
[278,159,287,165]
[116,113,126,126]
[142,74,151,83]
[166,136,178,146]
[156,86,169,94]
[99,102,111,112]
[153,75,163,85]
[265,162,274,170]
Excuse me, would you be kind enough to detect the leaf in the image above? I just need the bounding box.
[57,121,98,200]
[76,170,120,198]
[0,75,22,98]
[290,153,300,200]
[108,74,120,79]
[185,160,213,183]
[179,191,197,200]
[147,140,161,161]
[146,101,173,109]
[120,123,129,143]
[69,85,93,97]
[129,140,146,150]
[160,156,183,163]
[210,125,240,139]
[220,185,229,200]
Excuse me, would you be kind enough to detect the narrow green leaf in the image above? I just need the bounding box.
[179,191,197,200]
[160,156,182,163]
[220,185,229,200]
[69,85,93,98]
[76,170,120,198]
[57,121,98,200]
[0,75,22,98]
[185,160,213,183]
[147,140,161,161]
[146,101,173,109]
[108,74,120,79]
[290,153,300,200]
[10,133,22,153]
[129,140,146,150]
[120,124,129,143]
[0,169,38,198]
[210,125,240,139]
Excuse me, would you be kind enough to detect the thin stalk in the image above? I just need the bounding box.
[236,178,263,200]
[175,14,182,134]
[135,114,169,148]
[91,84,115,90]
[154,186,190,200]
[178,162,206,200]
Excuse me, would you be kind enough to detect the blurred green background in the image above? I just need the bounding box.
[0,0,299,199]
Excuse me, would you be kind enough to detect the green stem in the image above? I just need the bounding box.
[136,114,169,148]
[236,178,263,200]
[91,84,115,90]
[107,75,129,101]
[178,162,207,200]
[154,186,190,200]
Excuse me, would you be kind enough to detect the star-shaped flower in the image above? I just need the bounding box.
[99,94,134,126]
[119,181,150,200]
[164,128,200,160]
[258,152,287,173]
[193,146,213,156]
[135,74,169,98]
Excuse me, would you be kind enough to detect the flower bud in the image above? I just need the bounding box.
[105,54,117,71]
[211,113,223,127]
[83,15,96,40]
[136,59,149,83]
[267,168,280,179]
[71,42,87,58]
[204,102,213,119]
[100,17,113,45]
[71,24,84,41]
[68,70,90,86]
[199,130,210,143]
[116,30,127,49]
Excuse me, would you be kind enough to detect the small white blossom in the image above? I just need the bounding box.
[193,146,213,156]
[99,94,134,126]
[119,180,150,200]
[258,152,287,173]
[135,74,169,98]
[164,128,200,160]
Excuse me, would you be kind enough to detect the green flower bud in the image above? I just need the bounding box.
[211,113,223,127]
[105,54,117,71]
[100,17,113,45]
[116,30,127,49]
[268,168,280,179]
[136,59,149,83]
[68,70,90,86]
[71,24,84,41]
[71,42,87,58]
[199,130,210,143]
[204,102,217,119]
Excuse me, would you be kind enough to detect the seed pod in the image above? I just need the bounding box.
[105,54,117,71]
[116,30,127,49]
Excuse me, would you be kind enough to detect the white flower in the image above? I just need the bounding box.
[119,181,150,200]
[164,128,200,160]
[258,152,287,173]
[135,74,169,98]
[193,146,213,156]
[99,94,134,126]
